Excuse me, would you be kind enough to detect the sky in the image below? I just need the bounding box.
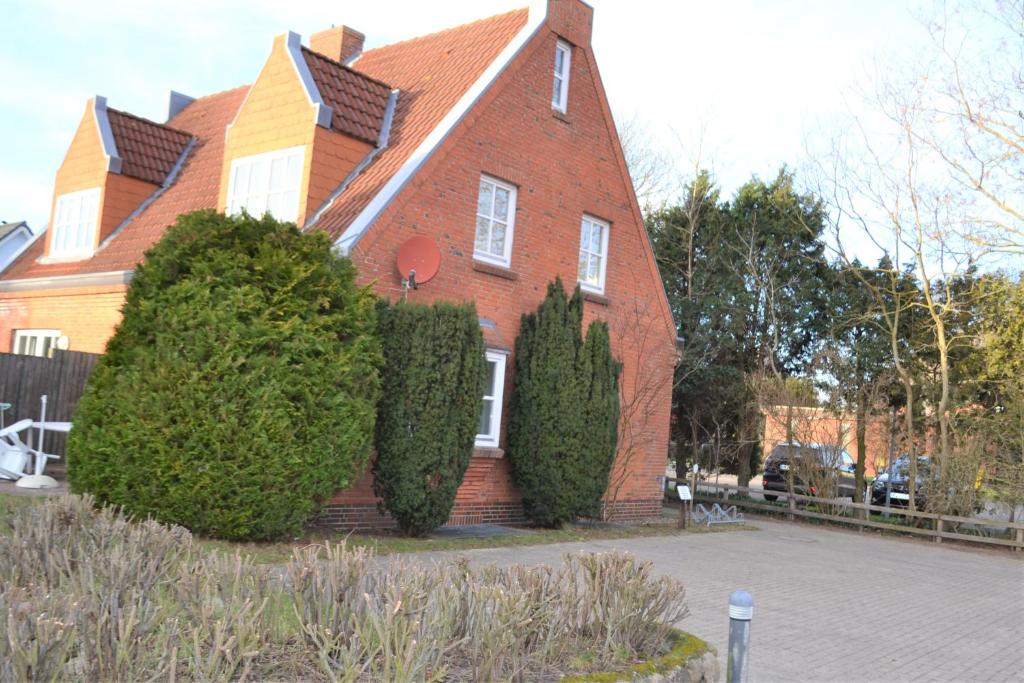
[0,0,941,242]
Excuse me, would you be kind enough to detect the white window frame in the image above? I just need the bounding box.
[577,215,610,294]
[473,175,517,268]
[13,329,61,358]
[475,350,507,448]
[226,145,306,223]
[552,39,572,113]
[50,187,101,259]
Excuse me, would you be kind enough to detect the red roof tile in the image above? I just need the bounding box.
[107,109,193,185]
[313,9,529,237]
[302,47,393,145]
[1,7,530,280]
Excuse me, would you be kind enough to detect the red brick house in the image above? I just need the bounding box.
[0,0,676,527]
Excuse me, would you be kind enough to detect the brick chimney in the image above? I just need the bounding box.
[310,26,365,64]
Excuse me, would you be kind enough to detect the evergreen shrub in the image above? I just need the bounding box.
[507,278,621,526]
[373,300,485,536]
[68,211,381,541]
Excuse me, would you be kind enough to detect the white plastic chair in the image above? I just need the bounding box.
[0,419,34,480]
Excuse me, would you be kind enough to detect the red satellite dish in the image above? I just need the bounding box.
[396,235,441,285]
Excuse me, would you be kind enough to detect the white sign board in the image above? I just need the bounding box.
[677,485,693,501]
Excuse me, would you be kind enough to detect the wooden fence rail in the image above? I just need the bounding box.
[0,350,100,457]
[666,478,1024,551]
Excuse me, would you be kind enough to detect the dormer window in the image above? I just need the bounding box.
[552,39,571,113]
[50,188,101,258]
[227,146,305,223]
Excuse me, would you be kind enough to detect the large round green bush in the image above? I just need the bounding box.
[68,211,381,541]
[373,300,485,536]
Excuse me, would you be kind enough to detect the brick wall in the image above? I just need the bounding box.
[339,1,676,525]
[0,284,128,354]
[99,173,158,243]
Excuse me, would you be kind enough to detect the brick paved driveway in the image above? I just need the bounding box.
[425,517,1024,682]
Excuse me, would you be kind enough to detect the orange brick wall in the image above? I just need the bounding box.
[0,285,127,355]
[220,34,372,225]
[99,173,158,243]
[333,5,676,522]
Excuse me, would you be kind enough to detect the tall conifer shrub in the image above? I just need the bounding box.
[507,278,621,526]
[373,301,485,536]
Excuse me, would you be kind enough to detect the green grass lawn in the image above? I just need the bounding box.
[0,493,755,564]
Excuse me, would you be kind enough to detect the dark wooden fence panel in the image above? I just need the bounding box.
[0,350,100,457]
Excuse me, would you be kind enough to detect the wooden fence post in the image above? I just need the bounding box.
[935,517,943,543]
[1015,528,1023,553]
[787,494,795,522]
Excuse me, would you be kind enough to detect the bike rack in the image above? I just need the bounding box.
[693,503,745,526]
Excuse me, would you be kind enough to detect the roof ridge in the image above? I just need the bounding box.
[362,7,528,56]
[107,107,193,139]
[300,46,393,91]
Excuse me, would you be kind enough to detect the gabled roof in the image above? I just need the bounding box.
[1,7,531,282]
[107,109,193,185]
[301,48,393,145]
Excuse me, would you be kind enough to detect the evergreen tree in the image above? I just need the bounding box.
[68,211,381,541]
[507,278,620,526]
[373,300,485,536]
[577,321,622,518]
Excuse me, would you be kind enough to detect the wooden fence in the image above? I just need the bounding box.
[0,350,100,457]
[668,478,1024,552]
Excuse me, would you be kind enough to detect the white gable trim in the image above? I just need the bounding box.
[332,0,547,254]
[285,32,333,129]
[92,96,123,174]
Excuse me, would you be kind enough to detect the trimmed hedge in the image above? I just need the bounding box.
[507,278,621,526]
[373,300,485,536]
[67,211,382,541]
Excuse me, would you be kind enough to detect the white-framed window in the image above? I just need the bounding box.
[227,146,305,223]
[552,39,571,113]
[50,188,100,258]
[13,329,61,358]
[473,175,516,267]
[476,350,507,448]
[577,215,610,294]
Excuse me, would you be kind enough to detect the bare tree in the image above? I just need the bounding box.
[604,293,675,515]
[616,113,674,212]
[895,0,1024,255]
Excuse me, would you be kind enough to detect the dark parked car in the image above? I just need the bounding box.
[762,444,857,502]
[871,455,931,508]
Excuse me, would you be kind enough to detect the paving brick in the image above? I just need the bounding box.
[417,517,1024,682]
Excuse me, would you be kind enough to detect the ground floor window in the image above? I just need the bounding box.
[476,350,507,448]
[12,329,61,357]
